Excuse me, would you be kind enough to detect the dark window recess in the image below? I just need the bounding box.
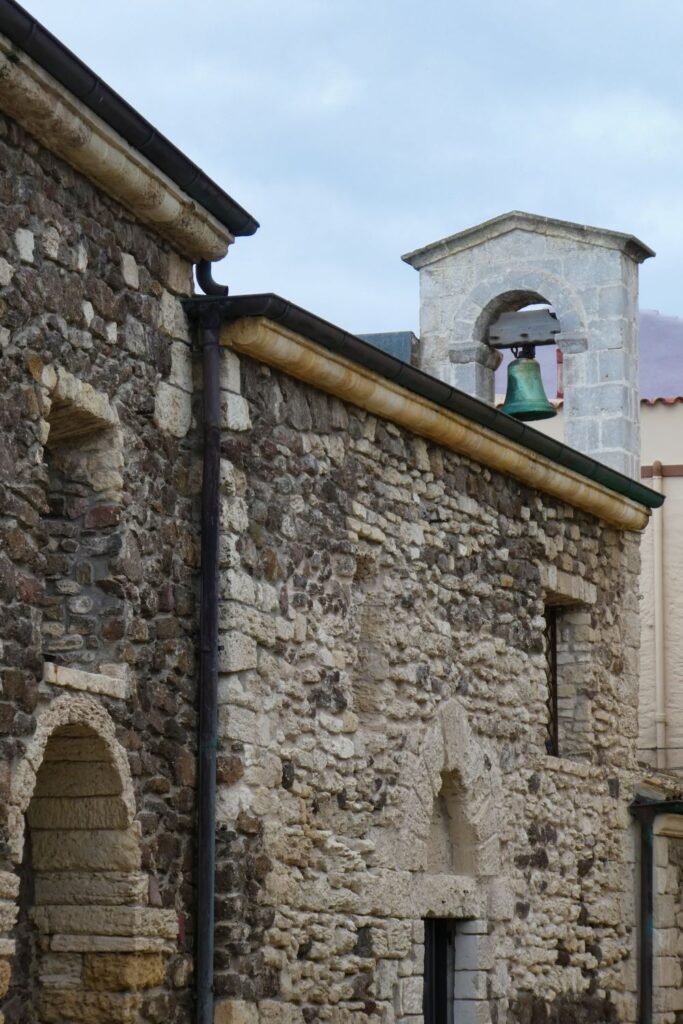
[545,607,559,756]
[424,918,455,1024]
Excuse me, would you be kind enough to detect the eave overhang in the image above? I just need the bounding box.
[185,294,663,532]
[0,0,258,259]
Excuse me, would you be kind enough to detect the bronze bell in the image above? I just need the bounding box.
[500,345,557,422]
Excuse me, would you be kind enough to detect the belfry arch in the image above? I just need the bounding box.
[402,210,653,477]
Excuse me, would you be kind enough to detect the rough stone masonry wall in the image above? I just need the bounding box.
[214,353,644,1024]
[0,110,201,1022]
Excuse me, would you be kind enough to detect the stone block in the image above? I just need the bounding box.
[154,382,191,438]
[220,349,241,393]
[120,253,139,290]
[0,958,10,998]
[169,341,194,393]
[218,632,258,673]
[458,919,488,935]
[215,1000,259,1024]
[35,905,177,939]
[656,955,682,988]
[221,570,256,605]
[398,976,423,1015]
[0,872,19,900]
[0,900,18,933]
[453,969,487,1000]
[221,392,251,431]
[452,1001,491,1024]
[165,252,193,295]
[41,735,109,762]
[32,829,141,872]
[41,224,61,259]
[417,875,482,919]
[38,952,83,987]
[454,932,493,971]
[51,935,172,954]
[257,1001,305,1023]
[37,989,142,1023]
[219,494,249,533]
[0,257,13,285]
[42,663,130,700]
[35,872,147,907]
[83,952,165,990]
[159,289,190,340]
[15,227,34,262]
[372,921,413,960]
[27,795,130,830]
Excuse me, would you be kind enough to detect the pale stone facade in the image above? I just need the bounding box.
[200,316,665,1024]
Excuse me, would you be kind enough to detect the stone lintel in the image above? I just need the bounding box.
[417,873,482,919]
[43,663,130,700]
[402,210,655,269]
[541,566,597,606]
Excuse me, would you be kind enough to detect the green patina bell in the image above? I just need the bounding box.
[500,353,557,422]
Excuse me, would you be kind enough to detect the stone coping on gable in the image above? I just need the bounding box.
[401,210,655,269]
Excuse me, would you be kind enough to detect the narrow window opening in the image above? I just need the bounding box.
[424,918,455,1024]
[545,606,559,756]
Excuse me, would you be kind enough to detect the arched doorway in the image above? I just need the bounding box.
[5,713,176,1023]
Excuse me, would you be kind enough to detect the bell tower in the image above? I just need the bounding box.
[402,211,654,479]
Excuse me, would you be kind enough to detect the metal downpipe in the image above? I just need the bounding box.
[196,311,221,1024]
[186,268,230,1024]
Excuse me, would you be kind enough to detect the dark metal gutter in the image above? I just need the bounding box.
[0,0,259,237]
[630,797,683,1024]
[197,292,663,512]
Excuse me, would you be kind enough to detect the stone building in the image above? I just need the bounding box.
[0,5,680,1024]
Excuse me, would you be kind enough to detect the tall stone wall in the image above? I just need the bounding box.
[0,111,200,1022]
[213,352,644,1023]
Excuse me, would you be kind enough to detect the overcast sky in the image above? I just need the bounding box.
[25,0,683,335]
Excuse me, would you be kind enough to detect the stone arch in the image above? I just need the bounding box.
[3,695,177,1024]
[379,698,503,883]
[28,360,129,674]
[418,698,502,879]
[461,268,588,347]
[8,694,135,862]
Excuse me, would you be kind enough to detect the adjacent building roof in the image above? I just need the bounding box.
[402,210,655,269]
[0,0,258,240]
[357,332,419,364]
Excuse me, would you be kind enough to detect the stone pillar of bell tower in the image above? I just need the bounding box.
[402,211,654,479]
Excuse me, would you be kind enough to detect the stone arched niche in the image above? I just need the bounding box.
[2,694,177,1024]
[374,698,503,920]
[27,360,128,675]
